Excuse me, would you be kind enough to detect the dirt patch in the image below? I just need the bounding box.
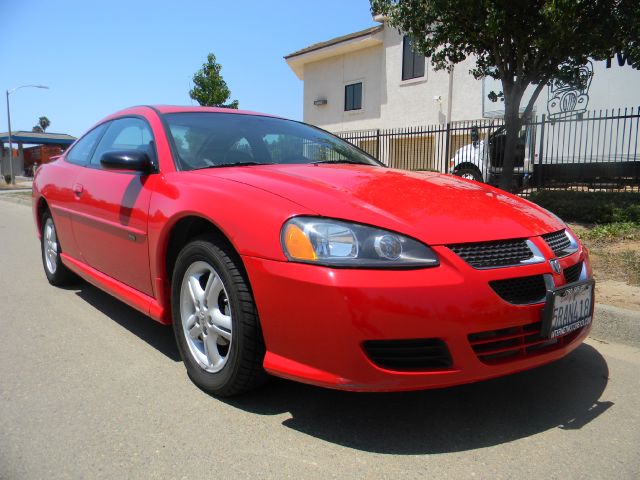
[569,223,640,311]
[596,280,640,312]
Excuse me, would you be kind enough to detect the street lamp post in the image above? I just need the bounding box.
[5,84,49,185]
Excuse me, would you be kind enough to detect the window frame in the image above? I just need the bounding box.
[64,122,110,166]
[344,82,363,112]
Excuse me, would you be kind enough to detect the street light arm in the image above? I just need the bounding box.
[7,85,49,95]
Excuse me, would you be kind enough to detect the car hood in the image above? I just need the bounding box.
[195,164,561,245]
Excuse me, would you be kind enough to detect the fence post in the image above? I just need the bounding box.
[376,129,381,160]
[444,122,451,173]
[537,114,546,189]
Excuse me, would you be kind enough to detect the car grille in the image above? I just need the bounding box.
[563,261,583,283]
[542,230,571,256]
[448,239,533,268]
[489,275,547,305]
[363,338,452,371]
[468,321,584,365]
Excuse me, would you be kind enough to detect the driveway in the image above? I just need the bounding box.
[0,199,638,479]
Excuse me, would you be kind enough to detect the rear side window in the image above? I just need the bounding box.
[66,123,109,166]
[90,117,154,167]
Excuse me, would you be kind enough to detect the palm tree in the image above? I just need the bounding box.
[32,116,51,133]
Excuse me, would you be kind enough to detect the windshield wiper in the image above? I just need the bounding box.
[195,161,276,170]
[310,160,366,165]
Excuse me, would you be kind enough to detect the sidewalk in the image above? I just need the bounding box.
[0,176,33,191]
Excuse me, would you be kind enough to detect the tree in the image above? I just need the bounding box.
[371,0,636,190]
[32,116,51,133]
[189,53,239,108]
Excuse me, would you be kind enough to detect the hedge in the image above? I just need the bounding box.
[527,191,640,224]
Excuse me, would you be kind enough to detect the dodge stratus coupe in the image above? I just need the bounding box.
[33,106,594,396]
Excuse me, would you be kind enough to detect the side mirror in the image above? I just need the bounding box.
[100,150,153,173]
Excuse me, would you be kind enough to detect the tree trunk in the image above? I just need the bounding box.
[498,91,523,192]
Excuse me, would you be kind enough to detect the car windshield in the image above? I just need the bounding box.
[163,112,382,170]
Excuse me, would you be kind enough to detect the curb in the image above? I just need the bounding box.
[0,194,31,207]
[591,303,640,347]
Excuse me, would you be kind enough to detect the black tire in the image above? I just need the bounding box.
[454,166,483,182]
[171,235,267,396]
[40,210,74,286]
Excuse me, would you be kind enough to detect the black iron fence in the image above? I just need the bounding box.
[336,107,640,192]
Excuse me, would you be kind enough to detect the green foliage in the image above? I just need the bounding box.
[581,222,640,240]
[189,53,239,109]
[371,0,636,190]
[4,174,11,184]
[528,191,640,224]
[32,116,50,133]
[585,220,639,239]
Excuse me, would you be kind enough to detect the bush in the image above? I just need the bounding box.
[527,191,640,224]
[4,174,11,185]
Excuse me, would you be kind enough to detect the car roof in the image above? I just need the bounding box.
[113,105,281,119]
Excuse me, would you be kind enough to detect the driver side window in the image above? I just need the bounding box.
[90,117,154,168]
[66,123,109,166]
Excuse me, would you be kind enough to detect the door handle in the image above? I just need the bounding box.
[73,183,84,196]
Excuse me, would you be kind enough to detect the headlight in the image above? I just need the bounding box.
[281,217,439,268]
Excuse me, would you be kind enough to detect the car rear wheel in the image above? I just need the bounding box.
[41,210,74,286]
[171,236,267,396]
[454,166,483,182]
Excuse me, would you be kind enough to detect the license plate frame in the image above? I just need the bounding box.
[542,279,595,339]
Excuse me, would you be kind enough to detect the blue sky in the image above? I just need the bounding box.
[1,0,377,137]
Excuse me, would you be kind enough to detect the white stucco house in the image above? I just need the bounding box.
[285,19,483,132]
[285,17,640,133]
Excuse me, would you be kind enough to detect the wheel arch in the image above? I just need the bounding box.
[453,162,483,174]
[35,196,50,237]
[163,214,245,287]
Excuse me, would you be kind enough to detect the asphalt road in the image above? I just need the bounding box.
[1,199,639,479]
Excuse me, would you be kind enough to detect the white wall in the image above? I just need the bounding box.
[302,24,484,132]
[303,44,384,131]
[483,55,640,118]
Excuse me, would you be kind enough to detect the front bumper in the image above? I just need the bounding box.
[242,241,592,392]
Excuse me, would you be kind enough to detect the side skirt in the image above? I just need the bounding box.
[61,253,171,325]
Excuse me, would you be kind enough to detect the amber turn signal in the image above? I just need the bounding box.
[283,223,317,261]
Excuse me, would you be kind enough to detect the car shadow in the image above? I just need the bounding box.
[222,343,611,454]
[69,281,181,362]
[65,280,611,454]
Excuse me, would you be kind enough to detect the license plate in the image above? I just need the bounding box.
[542,280,595,339]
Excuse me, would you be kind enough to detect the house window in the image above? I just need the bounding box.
[344,82,362,111]
[402,36,425,80]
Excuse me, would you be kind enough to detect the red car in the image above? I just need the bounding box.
[33,106,595,396]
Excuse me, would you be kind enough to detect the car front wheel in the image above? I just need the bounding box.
[171,236,267,396]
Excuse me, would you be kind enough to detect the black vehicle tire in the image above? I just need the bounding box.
[40,210,74,286]
[171,235,268,396]
[454,166,484,182]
